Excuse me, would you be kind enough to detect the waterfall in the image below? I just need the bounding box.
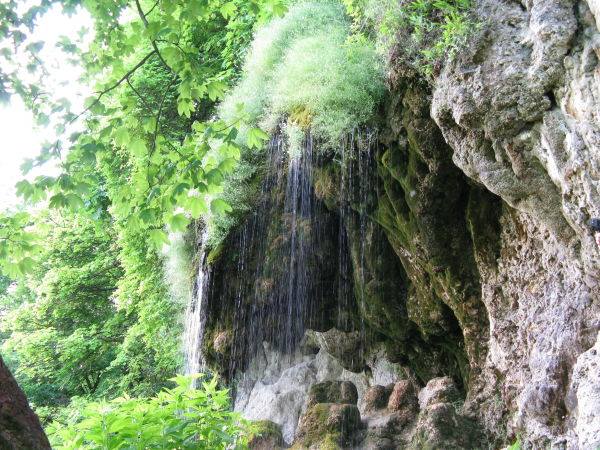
[190,127,379,381]
[183,228,210,381]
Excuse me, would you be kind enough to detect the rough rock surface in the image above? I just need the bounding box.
[294,402,362,448]
[306,380,358,408]
[388,380,418,413]
[568,332,600,449]
[410,377,486,450]
[363,384,394,413]
[426,0,600,446]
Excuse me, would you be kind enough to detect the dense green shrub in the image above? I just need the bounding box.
[47,375,252,449]
[219,0,385,148]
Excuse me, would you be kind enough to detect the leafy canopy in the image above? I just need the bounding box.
[0,0,285,274]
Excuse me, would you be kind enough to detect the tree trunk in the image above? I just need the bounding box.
[0,356,50,449]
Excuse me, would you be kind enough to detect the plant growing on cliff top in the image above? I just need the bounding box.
[343,0,473,77]
[202,0,385,247]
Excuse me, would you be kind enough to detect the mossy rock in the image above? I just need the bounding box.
[294,403,362,448]
[249,420,284,450]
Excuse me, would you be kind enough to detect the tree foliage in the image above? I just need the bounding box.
[1,212,124,406]
[0,2,287,442]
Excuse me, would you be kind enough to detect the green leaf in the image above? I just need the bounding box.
[148,229,170,248]
[210,198,232,215]
[114,127,131,147]
[187,197,207,219]
[220,2,237,19]
[215,162,235,180]
[20,159,35,174]
[65,193,85,210]
[15,180,34,199]
[17,257,36,274]
[130,139,147,157]
[168,214,190,232]
[206,81,227,101]
[49,193,68,209]
[247,127,270,149]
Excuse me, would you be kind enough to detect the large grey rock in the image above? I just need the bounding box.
[234,339,405,444]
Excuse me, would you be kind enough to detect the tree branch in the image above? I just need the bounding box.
[69,50,157,124]
[134,0,175,74]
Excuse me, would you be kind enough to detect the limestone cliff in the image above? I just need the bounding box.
[195,0,600,448]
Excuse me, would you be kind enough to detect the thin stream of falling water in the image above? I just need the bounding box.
[183,228,210,384]
[282,135,314,354]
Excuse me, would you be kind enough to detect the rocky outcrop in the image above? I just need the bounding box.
[411,378,485,450]
[421,0,600,446]
[233,338,407,444]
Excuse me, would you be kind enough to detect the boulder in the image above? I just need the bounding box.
[306,380,358,408]
[387,380,417,412]
[363,384,393,413]
[410,377,485,449]
[249,420,284,450]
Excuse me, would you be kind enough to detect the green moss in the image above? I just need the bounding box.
[206,243,224,265]
[248,420,284,447]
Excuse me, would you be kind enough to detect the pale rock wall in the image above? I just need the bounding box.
[429,0,600,447]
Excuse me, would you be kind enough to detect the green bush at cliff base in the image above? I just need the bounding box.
[46,375,252,449]
[219,0,385,149]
